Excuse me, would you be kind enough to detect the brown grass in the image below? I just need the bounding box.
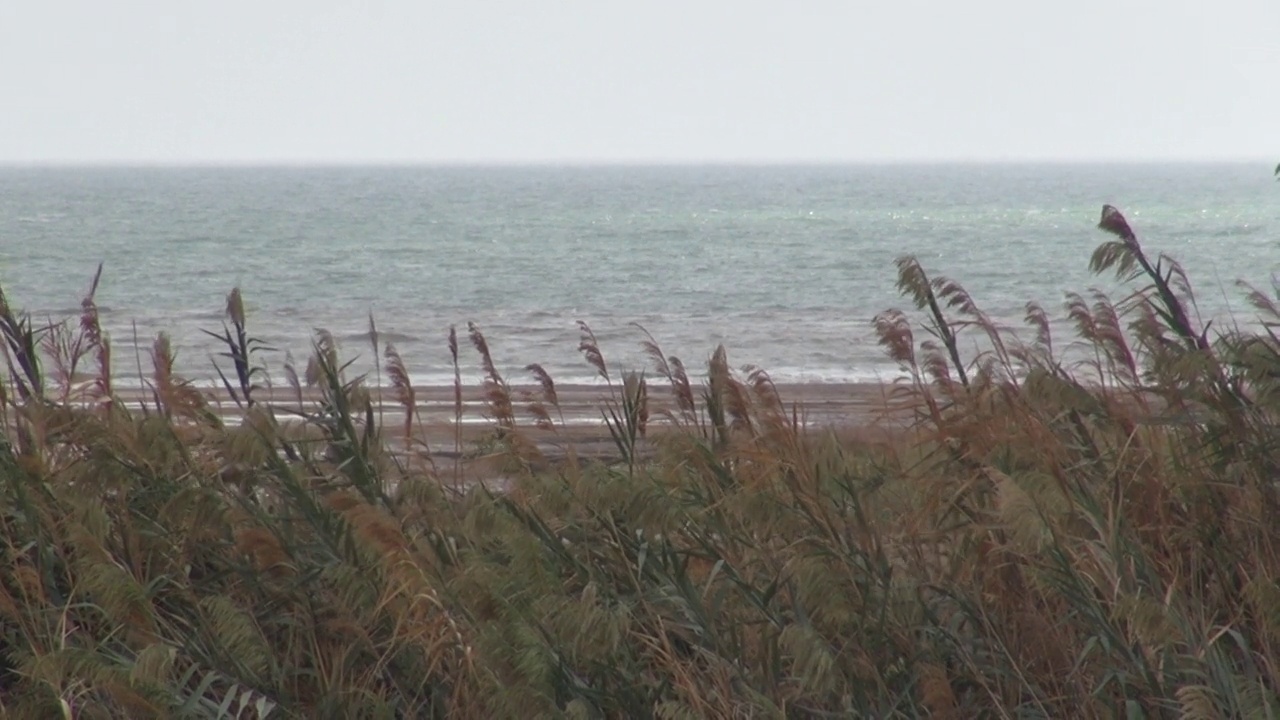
[0,204,1277,718]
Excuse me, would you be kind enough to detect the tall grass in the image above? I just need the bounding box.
[0,204,1277,718]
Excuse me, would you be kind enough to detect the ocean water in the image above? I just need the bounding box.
[0,164,1277,388]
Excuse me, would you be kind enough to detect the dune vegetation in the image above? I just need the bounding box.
[0,205,1278,719]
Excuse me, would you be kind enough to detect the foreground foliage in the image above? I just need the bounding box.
[0,205,1278,718]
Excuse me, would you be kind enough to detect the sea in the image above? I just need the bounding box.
[0,164,1277,389]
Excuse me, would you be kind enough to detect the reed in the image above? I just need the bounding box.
[0,204,1277,718]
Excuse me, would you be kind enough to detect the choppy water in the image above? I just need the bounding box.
[1,164,1277,388]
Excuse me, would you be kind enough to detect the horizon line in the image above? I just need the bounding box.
[0,156,1274,170]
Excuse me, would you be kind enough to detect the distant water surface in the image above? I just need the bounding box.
[1,164,1276,387]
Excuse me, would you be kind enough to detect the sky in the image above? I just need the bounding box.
[1,1,1277,164]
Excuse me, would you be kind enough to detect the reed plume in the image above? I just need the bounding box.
[203,287,273,410]
[468,322,513,429]
[523,362,562,430]
[448,324,463,488]
[384,341,418,444]
[78,262,113,410]
[0,199,1277,718]
[637,324,698,427]
[577,320,610,385]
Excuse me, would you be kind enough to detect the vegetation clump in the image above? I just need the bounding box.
[0,205,1278,718]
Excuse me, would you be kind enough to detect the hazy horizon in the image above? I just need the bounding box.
[1,158,1276,170]
[4,2,1277,165]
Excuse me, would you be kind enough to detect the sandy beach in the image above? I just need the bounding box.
[189,380,904,427]
[105,380,911,477]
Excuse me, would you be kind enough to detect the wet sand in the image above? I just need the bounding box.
[181,381,905,428]
[106,381,914,480]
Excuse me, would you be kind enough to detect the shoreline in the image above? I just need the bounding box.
[78,381,912,479]
[123,381,905,424]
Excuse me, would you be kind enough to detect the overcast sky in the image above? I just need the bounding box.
[2,1,1277,164]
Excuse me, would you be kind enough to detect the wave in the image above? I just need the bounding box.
[178,310,233,321]
[17,214,66,224]
[89,358,912,392]
[341,330,421,344]
[1209,224,1266,238]
[30,305,115,317]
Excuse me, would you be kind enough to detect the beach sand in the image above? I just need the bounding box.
[190,381,906,429]
[108,380,914,482]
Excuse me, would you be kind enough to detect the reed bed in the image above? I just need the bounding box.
[0,205,1278,718]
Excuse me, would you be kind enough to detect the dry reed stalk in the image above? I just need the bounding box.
[0,286,42,404]
[1064,291,1110,383]
[666,356,700,429]
[283,351,305,415]
[1005,302,1059,387]
[129,320,152,417]
[873,309,917,374]
[327,493,474,693]
[523,363,561,431]
[368,313,384,432]
[448,325,462,489]
[917,662,959,720]
[743,365,802,452]
[41,306,104,406]
[576,320,610,385]
[1095,204,1207,352]
[708,345,752,437]
[1089,289,1140,386]
[152,331,175,418]
[622,371,649,438]
[38,322,71,405]
[149,333,205,422]
[634,620,720,719]
[0,362,8,439]
[1240,280,1280,319]
[894,255,970,389]
[306,329,339,388]
[77,263,112,411]
[1024,301,1053,356]
[232,525,292,576]
[635,324,671,382]
[228,288,250,398]
[467,322,514,429]
[383,342,418,446]
[873,305,951,430]
[637,325,699,428]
